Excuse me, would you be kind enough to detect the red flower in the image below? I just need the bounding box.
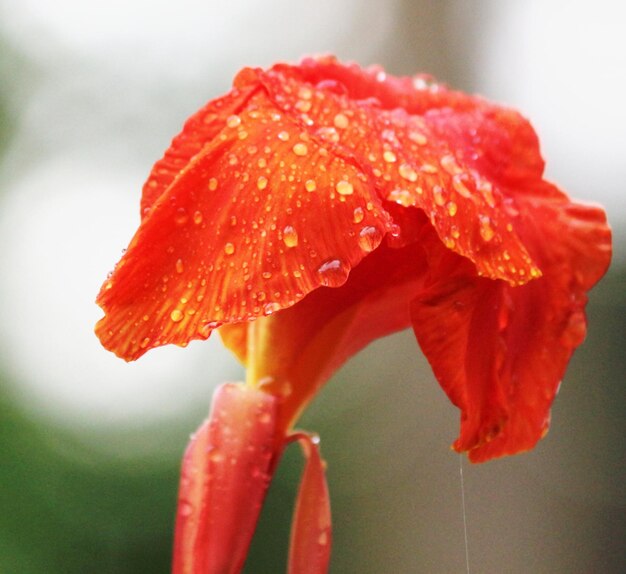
[95,56,611,571]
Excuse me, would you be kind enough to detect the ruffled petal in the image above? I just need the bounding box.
[287,432,332,574]
[411,188,611,462]
[257,61,539,285]
[96,85,393,360]
[172,383,280,574]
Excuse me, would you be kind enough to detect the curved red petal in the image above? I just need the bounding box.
[287,432,332,574]
[411,190,611,462]
[141,84,259,217]
[257,62,538,285]
[220,210,432,429]
[96,86,392,360]
[172,383,281,574]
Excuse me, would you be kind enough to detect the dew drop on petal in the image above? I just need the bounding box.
[179,502,193,517]
[383,150,397,163]
[447,201,458,216]
[305,179,317,192]
[433,185,446,206]
[336,180,354,196]
[292,142,308,156]
[193,210,203,224]
[208,178,218,191]
[387,188,416,207]
[317,258,350,287]
[257,176,268,190]
[353,206,365,223]
[175,258,184,274]
[477,179,496,207]
[333,113,349,129]
[224,242,235,255]
[140,337,151,349]
[170,309,184,322]
[174,208,189,226]
[282,225,299,248]
[479,215,495,242]
[358,226,383,252]
[398,163,418,182]
[263,302,281,316]
[278,131,290,141]
[226,115,241,128]
[452,175,472,198]
[408,130,427,145]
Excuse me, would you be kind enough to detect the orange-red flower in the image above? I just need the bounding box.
[95,56,611,571]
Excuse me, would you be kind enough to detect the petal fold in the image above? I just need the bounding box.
[411,190,611,462]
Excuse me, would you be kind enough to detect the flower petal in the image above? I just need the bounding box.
[96,85,392,360]
[172,383,281,574]
[287,432,332,574]
[411,188,611,462]
[141,84,259,217]
[220,212,432,429]
[257,59,539,284]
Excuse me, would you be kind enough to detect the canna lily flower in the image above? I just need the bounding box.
[95,56,611,572]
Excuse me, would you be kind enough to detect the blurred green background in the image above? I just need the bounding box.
[0,1,624,572]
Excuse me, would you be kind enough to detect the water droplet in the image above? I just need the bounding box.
[479,216,495,242]
[259,412,272,424]
[175,258,184,273]
[295,99,312,112]
[283,225,299,247]
[226,115,241,128]
[447,201,458,216]
[440,154,462,175]
[278,131,290,141]
[433,185,446,206]
[317,258,350,287]
[174,208,189,226]
[333,113,349,129]
[387,188,416,207]
[305,179,317,192]
[140,337,151,348]
[336,180,354,196]
[383,150,397,163]
[208,177,218,191]
[420,164,437,174]
[477,179,496,207]
[193,210,203,224]
[179,502,193,517]
[298,86,313,99]
[408,130,427,145]
[398,163,418,182]
[318,532,328,546]
[353,206,364,223]
[224,242,235,255]
[170,309,184,322]
[257,176,268,190]
[452,175,472,198]
[358,226,383,252]
[292,142,308,156]
[263,302,281,316]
